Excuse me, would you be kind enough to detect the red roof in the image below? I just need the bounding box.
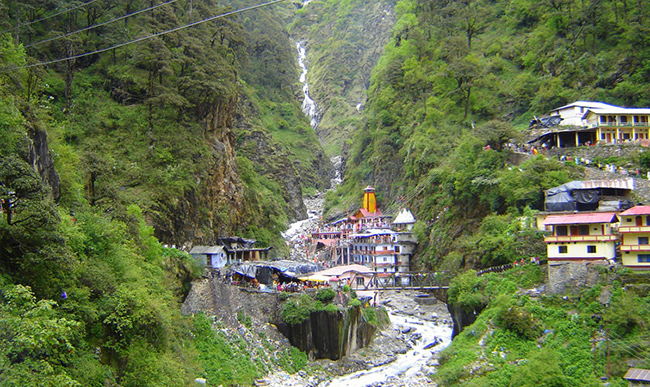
[544,212,618,225]
[353,208,384,218]
[620,206,650,216]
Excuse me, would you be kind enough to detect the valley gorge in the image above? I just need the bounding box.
[3,0,650,385]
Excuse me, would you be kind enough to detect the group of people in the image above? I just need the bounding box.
[273,280,331,293]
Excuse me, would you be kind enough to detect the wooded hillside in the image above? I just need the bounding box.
[330,0,650,270]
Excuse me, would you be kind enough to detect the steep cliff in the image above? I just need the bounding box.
[276,307,378,360]
[291,0,397,156]
[182,278,383,361]
[26,121,60,202]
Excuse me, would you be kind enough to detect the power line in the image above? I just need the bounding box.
[5,0,287,72]
[0,0,101,36]
[25,0,180,49]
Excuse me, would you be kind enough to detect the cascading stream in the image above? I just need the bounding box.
[296,40,321,129]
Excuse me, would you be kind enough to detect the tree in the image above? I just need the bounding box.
[0,284,82,385]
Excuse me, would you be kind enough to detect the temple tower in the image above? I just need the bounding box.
[362,186,377,213]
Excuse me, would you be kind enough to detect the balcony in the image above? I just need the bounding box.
[544,235,618,243]
[620,244,650,252]
[619,226,650,233]
[588,121,650,128]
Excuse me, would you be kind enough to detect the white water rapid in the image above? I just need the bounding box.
[296,41,321,129]
[323,308,453,387]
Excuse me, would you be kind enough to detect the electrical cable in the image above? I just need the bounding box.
[0,0,101,35]
[3,0,286,72]
[24,0,180,49]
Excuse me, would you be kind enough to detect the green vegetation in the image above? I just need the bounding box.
[330,0,650,272]
[0,0,326,384]
[437,266,650,386]
[315,287,336,302]
[193,314,307,385]
[281,291,343,325]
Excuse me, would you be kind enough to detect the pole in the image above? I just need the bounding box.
[592,330,598,377]
[606,328,611,379]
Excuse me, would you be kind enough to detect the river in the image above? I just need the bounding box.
[323,300,453,387]
[283,5,453,383]
[277,191,453,386]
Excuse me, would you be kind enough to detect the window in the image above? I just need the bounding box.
[578,225,589,235]
[356,277,365,286]
[638,255,650,263]
[587,245,596,253]
[559,246,568,254]
[647,216,650,226]
[395,246,400,253]
[639,237,649,245]
[556,226,568,236]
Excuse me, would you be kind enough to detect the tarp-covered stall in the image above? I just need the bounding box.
[230,260,322,285]
[545,179,634,212]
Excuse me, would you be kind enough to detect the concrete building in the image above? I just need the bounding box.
[543,212,619,263]
[619,206,650,269]
[529,101,650,148]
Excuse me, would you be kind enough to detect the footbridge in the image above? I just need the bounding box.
[356,271,451,292]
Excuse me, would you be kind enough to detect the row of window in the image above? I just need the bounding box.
[555,225,591,236]
[558,246,650,263]
[558,245,596,253]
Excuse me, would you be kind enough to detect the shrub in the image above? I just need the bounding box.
[281,294,315,325]
[348,298,362,308]
[324,303,340,312]
[315,288,336,302]
[495,304,537,340]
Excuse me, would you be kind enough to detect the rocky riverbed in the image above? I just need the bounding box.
[256,290,453,387]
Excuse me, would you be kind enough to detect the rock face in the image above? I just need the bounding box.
[155,97,248,245]
[447,301,486,339]
[237,128,307,222]
[547,261,611,295]
[182,277,282,328]
[182,278,378,361]
[276,307,377,361]
[27,125,60,201]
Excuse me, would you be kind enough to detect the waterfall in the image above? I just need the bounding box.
[296,41,321,130]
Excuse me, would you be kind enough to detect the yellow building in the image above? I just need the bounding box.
[583,106,650,143]
[530,101,650,148]
[543,212,619,262]
[619,206,650,269]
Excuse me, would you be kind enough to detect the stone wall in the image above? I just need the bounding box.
[181,277,282,328]
[182,277,381,360]
[547,261,610,295]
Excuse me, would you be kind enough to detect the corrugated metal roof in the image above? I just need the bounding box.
[624,368,650,381]
[189,246,224,255]
[550,101,619,112]
[575,178,634,190]
[585,107,650,116]
[544,212,618,225]
[620,206,650,216]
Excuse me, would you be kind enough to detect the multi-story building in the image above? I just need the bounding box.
[309,187,417,272]
[529,101,650,148]
[618,206,650,269]
[543,212,619,263]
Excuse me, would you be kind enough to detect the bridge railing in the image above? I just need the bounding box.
[359,271,451,291]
